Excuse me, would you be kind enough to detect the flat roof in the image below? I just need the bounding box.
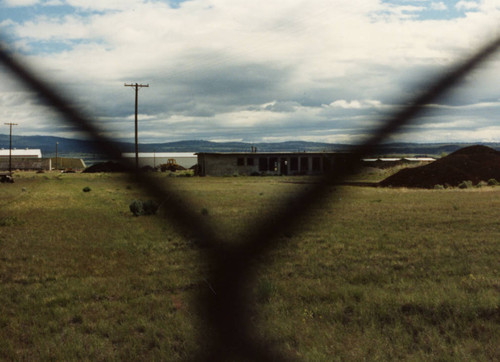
[404,157,436,161]
[0,149,42,157]
[196,151,351,155]
[122,152,196,158]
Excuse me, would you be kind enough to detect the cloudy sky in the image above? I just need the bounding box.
[1,0,500,144]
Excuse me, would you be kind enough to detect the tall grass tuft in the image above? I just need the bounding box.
[458,180,473,189]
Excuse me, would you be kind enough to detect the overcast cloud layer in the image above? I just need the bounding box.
[2,0,500,144]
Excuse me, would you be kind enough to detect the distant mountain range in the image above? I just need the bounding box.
[1,134,499,158]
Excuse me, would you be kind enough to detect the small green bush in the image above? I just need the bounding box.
[0,216,23,227]
[129,200,144,216]
[82,186,91,192]
[434,184,444,190]
[129,200,159,216]
[487,178,499,186]
[458,180,473,189]
[201,207,209,216]
[476,181,488,188]
[142,200,159,215]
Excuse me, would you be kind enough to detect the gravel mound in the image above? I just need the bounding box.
[379,145,500,188]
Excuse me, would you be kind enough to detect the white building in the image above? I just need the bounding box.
[0,148,42,158]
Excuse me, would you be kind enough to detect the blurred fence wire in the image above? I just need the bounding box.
[1,34,500,361]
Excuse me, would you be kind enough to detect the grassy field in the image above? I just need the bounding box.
[0,171,499,360]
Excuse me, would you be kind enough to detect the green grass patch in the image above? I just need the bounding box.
[0,172,499,359]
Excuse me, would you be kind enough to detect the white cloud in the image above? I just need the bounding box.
[2,0,500,143]
[43,0,65,5]
[456,1,479,11]
[430,2,447,10]
[3,0,40,6]
[325,100,383,109]
[64,0,146,11]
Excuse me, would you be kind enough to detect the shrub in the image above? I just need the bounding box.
[0,216,23,227]
[458,180,473,189]
[142,200,159,215]
[201,208,209,216]
[129,199,159,216]
[129,200,144,216]
[434,184,444,190]
[476,181,488,188]
[487,178,499,186]
[82,186,91,192]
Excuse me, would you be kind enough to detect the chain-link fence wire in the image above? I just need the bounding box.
[2,34,500,360]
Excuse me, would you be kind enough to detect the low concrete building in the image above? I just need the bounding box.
[196,152,353,176]
[0,158,51,171]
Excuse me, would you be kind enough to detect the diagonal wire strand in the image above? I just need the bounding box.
[195,35,500,360]
[0,42,220,246]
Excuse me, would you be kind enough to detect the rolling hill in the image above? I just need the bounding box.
[1,134,499,158]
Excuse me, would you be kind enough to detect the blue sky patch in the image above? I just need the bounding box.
[381,0,479,20]
[0,3,104,24]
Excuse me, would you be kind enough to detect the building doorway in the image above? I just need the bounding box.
[280,159,288,175]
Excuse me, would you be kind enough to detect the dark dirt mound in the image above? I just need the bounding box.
[379,145,500,188]
[82,161,128,173]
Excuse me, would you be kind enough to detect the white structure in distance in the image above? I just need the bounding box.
[0,148,42,158]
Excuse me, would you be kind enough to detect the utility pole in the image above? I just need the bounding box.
[4,123,17,175]
[124,83,149,169]
[55,142,58,171]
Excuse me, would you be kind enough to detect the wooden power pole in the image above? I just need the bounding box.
[124,83,149,169]
[4,122,17,174]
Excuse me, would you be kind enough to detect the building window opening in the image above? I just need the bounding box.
[312,157,321,171]
[247,157,254,166]
[290,157,298,171]
[323,157,331,171]
[280,159,288,175]
[269,157,278,171]
[300,157,309,171]
[237,157,245,166]
[259,157,268,171]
